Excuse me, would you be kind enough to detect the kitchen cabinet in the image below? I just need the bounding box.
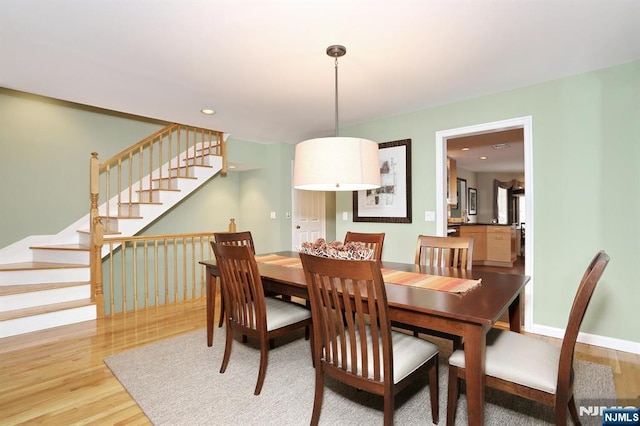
[459,224,516,267]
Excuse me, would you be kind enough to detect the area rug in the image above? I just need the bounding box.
[104,329,616,425]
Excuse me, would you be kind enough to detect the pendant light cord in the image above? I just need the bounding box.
[334,55,339,137]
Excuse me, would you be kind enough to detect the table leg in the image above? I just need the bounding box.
[508,292,522,333]
[463,323,487,426]
[206,267,216,347]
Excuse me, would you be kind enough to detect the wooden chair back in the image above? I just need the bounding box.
[212,231,257,327]
[344,231,385,260]
[300,252,440,425]
[300,253,393,384]
[556,250,610,405]
[212,243,266,332]
[214,231,255,254]
[415,235,474,269]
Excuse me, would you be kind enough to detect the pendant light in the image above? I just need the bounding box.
[293,45,381,191]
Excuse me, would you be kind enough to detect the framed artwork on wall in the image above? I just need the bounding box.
[353,139,412,223]
[468,187,477,215]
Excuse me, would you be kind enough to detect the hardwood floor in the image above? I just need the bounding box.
[0,289,638,425]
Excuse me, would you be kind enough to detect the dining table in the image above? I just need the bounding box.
[200,251,530,426]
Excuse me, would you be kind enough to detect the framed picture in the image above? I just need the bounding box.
[468,187,477,215]
[353,139,412,223]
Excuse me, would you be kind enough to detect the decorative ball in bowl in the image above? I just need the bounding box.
[298,238,374,260]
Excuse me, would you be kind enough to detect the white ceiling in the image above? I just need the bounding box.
[1,1,639,146]
[448,129,524,173]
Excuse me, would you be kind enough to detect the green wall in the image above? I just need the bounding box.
[0,88,166,247]
[2,59,638,347]
[336,61,639,345]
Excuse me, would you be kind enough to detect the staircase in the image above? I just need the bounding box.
[0,124,225,339]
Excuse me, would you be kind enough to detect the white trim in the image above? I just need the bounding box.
[435,116,534,330]
[529,323,640,355]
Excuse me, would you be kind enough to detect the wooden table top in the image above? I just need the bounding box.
[201,250,530,327]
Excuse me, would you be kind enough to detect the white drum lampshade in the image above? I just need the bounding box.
[293,137,381,191]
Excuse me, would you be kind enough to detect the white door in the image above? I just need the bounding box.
[292,188,325,249]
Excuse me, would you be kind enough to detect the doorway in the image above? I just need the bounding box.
[435,116,534,330]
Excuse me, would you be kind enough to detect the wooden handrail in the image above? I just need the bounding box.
[98,123,180,169]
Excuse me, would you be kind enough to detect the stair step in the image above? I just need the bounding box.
[0,262,88,272]
[183,155,217,167]
[118,202,160,217]
[28,244,89,251]
[0,281,88,296]
[0,262,90,286]
[194,149,221,156]
[152,176,197,182]
[28,244,91,264]
[169,164,212,178]
[151,176,197,190]
[0,298,93,321]
[136,188,180,203]
[0,281,91,312]
[137,188,180,193]
[77,229,122,235]
[0,300,96,338]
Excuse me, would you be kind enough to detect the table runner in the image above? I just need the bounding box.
[255,254,481,294]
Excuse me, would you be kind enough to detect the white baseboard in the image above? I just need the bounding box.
[528,323,640,355]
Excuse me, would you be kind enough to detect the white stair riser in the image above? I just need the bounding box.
[0,285,91,311]
[118,204,141,217]
[0,305,96,339]
[152,179,180,190]
[78,233,91,246]
[32,249,89,264]
[138,191,164,203]
[100,218,120,233]
[0,268,90,286]
[169,167,197,178]
[184,156,215,167]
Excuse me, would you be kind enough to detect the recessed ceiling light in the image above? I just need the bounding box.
[461,147,470,151]
[479,156,488,160]
[200,109,216,115]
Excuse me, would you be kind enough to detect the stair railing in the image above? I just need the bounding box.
[89,123,226,317]
[100,232,215,315]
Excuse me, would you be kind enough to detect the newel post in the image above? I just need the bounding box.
[89,153,105,318]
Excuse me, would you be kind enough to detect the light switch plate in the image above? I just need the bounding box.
[343,211,349,221]
[425,211,436,222]
[270,211,276,219]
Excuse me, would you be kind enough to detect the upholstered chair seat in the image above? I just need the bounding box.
[449,328,560,394]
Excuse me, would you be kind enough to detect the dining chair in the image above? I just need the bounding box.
[214,231,257,328]
[214,230,255,253]
[392,235,475,349]
[414,235,475,269]
[446,250,610,426]
[344,231,386,260]
[212,243,313,395]
[299,253,440,425]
